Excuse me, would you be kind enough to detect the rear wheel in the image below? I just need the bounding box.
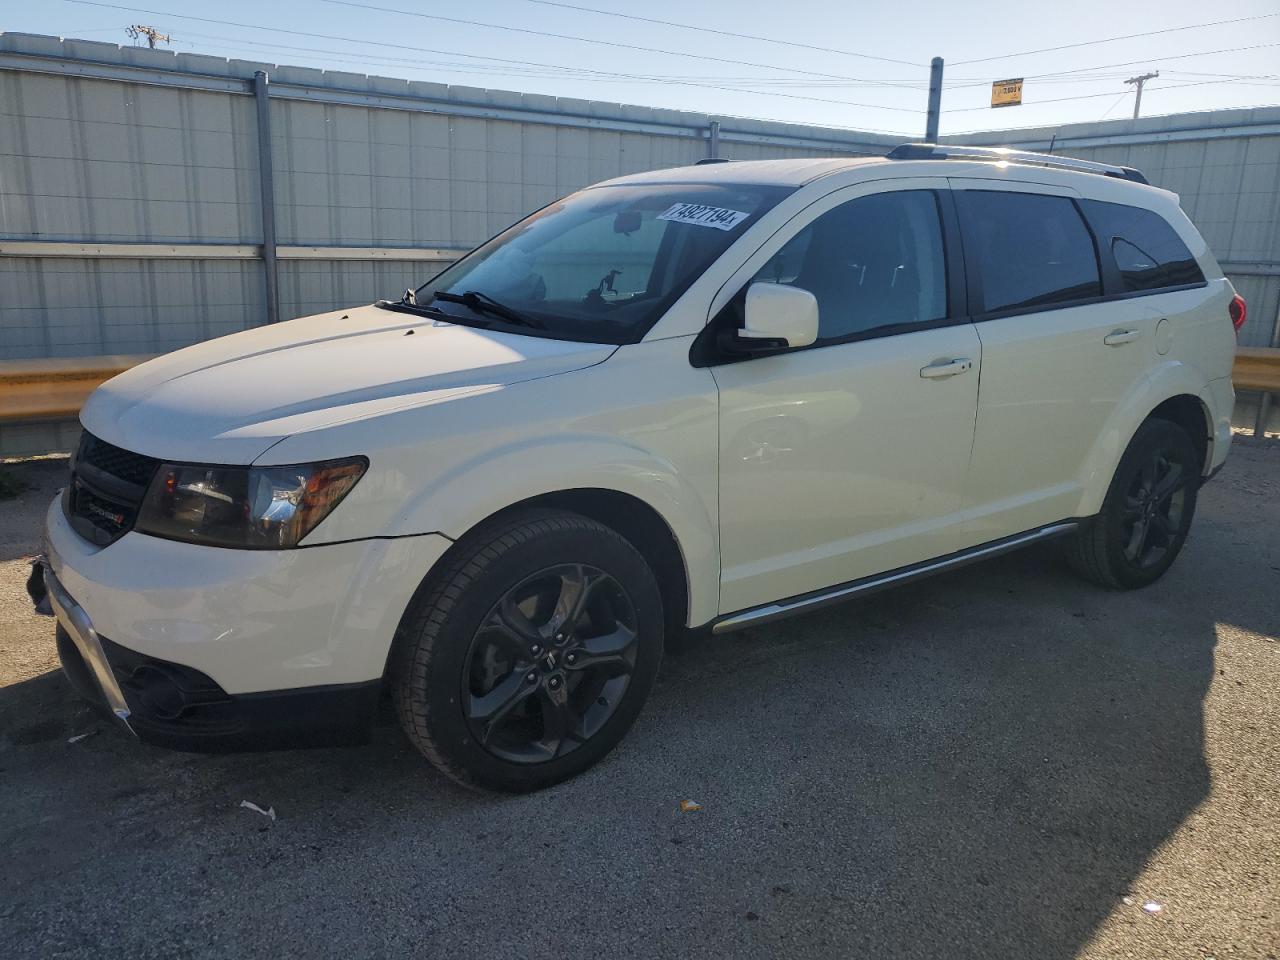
[391,509,663,792]
[1065,418,1201,589]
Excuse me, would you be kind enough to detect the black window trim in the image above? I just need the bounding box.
[692,187,970,367]
[956,186,1209,324]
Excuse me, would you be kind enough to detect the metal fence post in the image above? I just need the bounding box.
[253,71,281,326]
[708,120,721,159]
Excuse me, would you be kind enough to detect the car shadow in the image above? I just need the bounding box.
[0,462,1270,958]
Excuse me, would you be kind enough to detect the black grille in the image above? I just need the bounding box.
[78,432,160,487]
[65,432,160,546]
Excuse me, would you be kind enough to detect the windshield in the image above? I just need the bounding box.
[414,182,792,344]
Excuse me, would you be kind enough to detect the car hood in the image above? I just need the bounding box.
[81,305,616,464]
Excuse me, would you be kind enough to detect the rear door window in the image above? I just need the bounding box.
[752,190,948,343]
[1079,199,1205,293]
[956,190,1102,315]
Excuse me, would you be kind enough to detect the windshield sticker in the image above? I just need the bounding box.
[657,203,750,231]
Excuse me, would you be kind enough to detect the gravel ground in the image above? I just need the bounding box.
[1,443,1277,960]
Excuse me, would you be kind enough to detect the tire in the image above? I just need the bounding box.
[391,509,664,792]
[1065,418,1201,589]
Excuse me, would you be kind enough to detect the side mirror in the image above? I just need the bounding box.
[734,282,819,351]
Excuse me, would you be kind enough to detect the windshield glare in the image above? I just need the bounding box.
[417,182,791,343]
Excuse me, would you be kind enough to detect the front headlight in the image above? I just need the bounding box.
[136,457,367,549]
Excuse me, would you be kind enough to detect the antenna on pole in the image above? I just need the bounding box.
[126,25,171,49]
[1125,70,1158,119]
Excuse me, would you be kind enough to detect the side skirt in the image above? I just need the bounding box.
[710,521,1080,635]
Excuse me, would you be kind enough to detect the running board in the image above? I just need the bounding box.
[710,521,1080,635]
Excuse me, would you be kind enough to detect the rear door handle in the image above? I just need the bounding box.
[919,358,973,379]
[1103,329,1141,346]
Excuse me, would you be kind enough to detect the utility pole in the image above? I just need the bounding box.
[925,57,944,142]
[126,25,171,49]
[1125,70,1158,119]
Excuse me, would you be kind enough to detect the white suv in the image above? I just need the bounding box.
[33,145,1243,791]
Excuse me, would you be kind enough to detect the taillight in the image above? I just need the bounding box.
[1229,294,1247,334]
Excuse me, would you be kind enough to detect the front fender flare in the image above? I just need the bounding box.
[390,433,720,626]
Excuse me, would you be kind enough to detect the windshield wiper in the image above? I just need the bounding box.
[432,290,544,330]
[373,298,462,322]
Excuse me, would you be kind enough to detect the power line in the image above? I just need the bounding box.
[175,31,920,91]
[952,11,1280,65]
[505,0,922,68]
[1097,92,1130,121]
[947,74,1272,113]
[943,40,1280,90]
[1026,42,1280,80]
[320,0,917,88]
[66,3,926,113]
[168,34,920,135]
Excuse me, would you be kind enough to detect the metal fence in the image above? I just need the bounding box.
[2,32,1279,453]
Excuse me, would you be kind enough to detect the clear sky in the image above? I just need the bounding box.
[9,0,1280,137]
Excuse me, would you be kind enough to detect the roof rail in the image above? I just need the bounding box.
[695,157,732,165]
[885,143,1149,185]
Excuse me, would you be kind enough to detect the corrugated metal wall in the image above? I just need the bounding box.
[2,32,1278,453]
[0,33,893,364]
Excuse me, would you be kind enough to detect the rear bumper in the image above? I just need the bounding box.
[1206,374,1235,473]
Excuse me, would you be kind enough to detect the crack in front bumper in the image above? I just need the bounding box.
[29,555,136,736]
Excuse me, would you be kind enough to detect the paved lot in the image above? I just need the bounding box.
[1,443,1278,960]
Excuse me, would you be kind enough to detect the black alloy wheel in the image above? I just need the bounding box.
[1119,445,1190,569]
[463,563,639,764]
[1065,417,1201,589]
[392,509,664,792]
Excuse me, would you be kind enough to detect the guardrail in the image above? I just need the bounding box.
[1235,347,1280,436]
[0,355,153,423]
[1233,348,1280,392]
[2,348,1278,432]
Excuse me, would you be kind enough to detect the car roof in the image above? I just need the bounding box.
[593,157,892,188]
[591,154,1178,208]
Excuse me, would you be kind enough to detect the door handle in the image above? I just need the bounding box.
[919,358,973,379]
[1103,329,1141,346]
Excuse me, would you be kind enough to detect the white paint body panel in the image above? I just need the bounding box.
[81,305,614,465]
[714,323,982,614]
[48,155,1237,695]
[45,498,450,694]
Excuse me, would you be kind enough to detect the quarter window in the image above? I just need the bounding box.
[956,190,1102,315]
[752,191,948,342]
[1080,199,1205,293]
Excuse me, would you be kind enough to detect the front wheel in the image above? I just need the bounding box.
[1065,418,1201,589]
[391,510,664,792]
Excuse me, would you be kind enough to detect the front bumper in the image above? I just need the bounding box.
[31,558,134,733]
[32,556,384,750]
[44,496,450,694]
[37,495,453,749]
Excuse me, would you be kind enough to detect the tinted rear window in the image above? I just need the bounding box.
[1080,199,1205,293]
[956,190,1102,315]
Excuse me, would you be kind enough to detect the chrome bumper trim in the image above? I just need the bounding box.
[40,560,135,734]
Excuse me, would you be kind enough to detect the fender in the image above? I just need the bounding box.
[390,433,721,627]
[1072,359,1215,517]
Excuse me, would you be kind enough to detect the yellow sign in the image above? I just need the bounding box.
[991,78,1023,108]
